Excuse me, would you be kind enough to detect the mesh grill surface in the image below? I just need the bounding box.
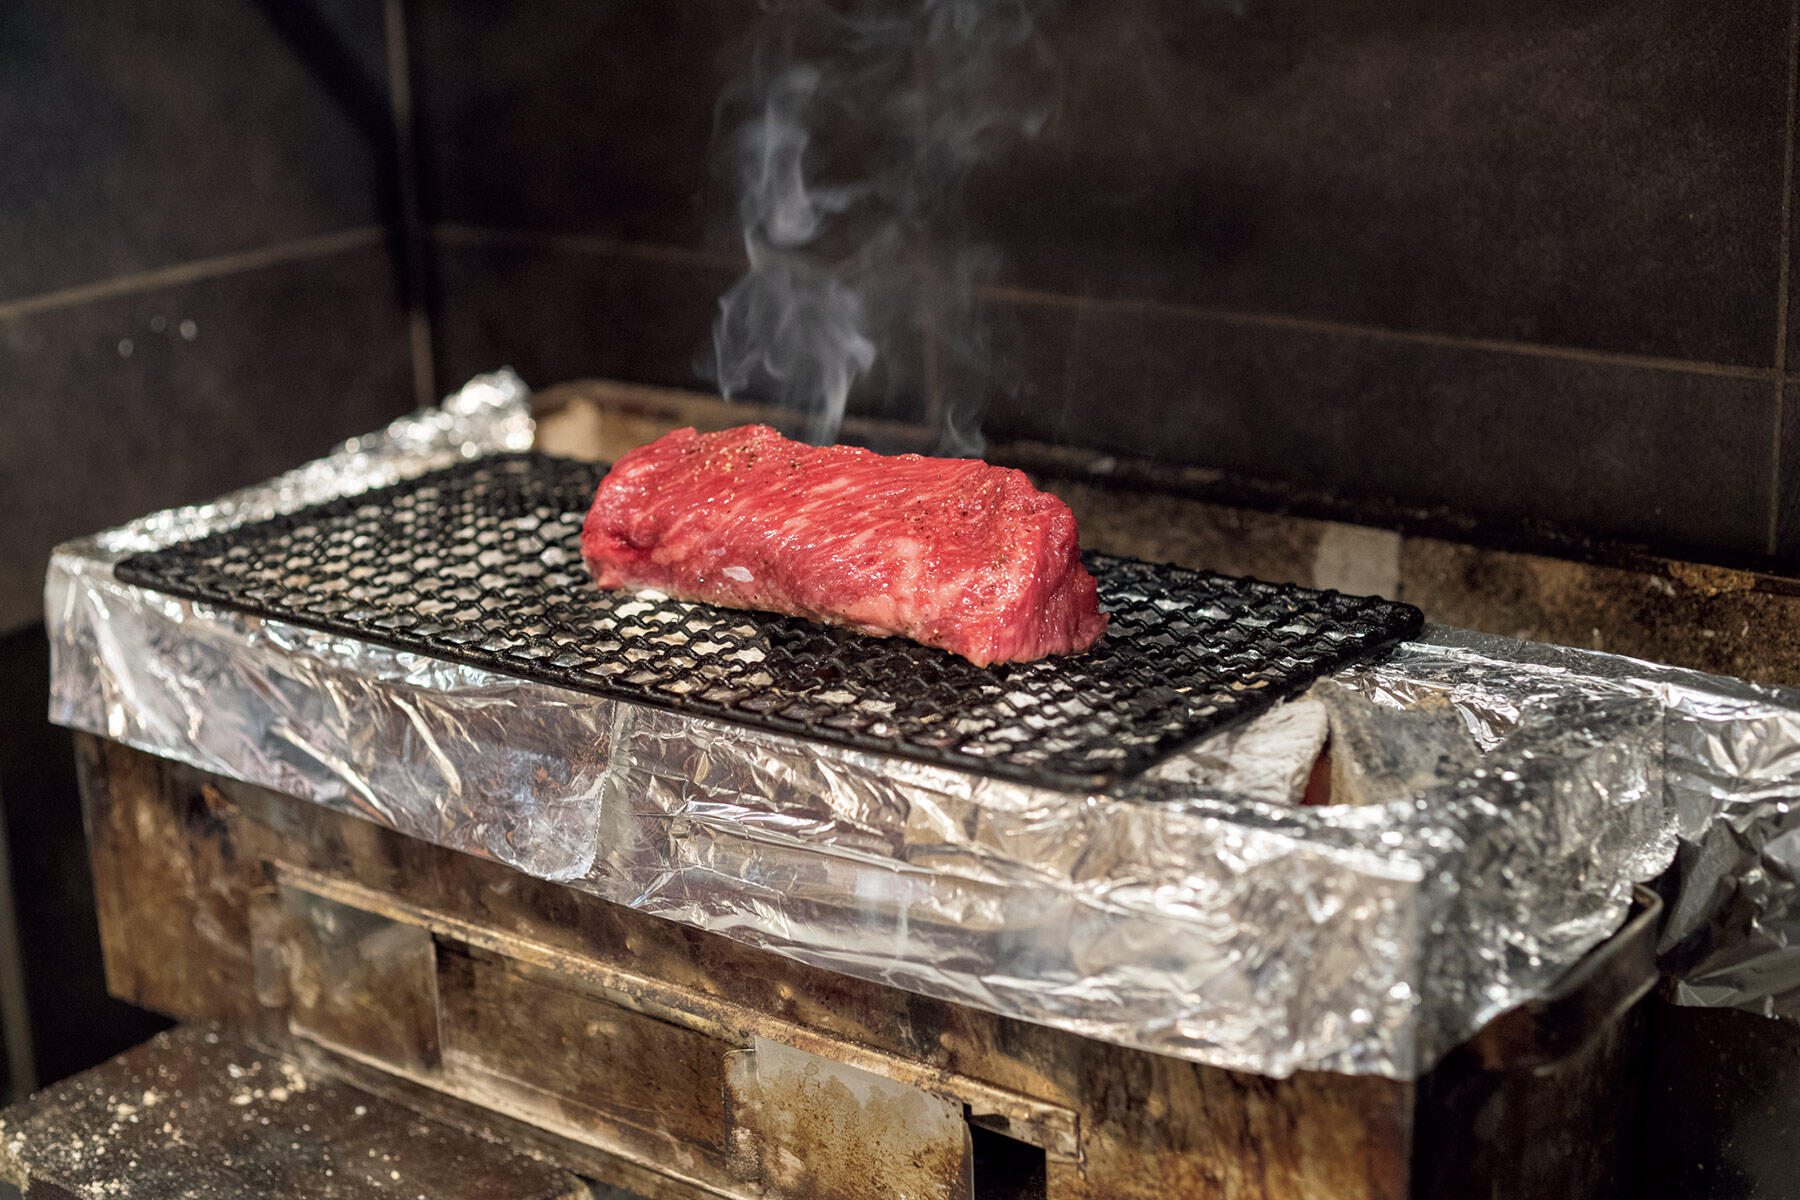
[115,453,1422,790]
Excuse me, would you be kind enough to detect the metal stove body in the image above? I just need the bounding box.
[18,374,1800,1199]
[69,733,1658,1200]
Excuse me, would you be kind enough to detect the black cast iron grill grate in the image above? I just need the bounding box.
[114,453,1422,791]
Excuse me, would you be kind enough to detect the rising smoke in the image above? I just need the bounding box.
[703,0,1060,455]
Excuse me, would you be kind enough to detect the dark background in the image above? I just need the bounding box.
[0,0,1796,1092]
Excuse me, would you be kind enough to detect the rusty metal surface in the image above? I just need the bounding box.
[726,1039,972,1200]
[279,862,1082,1167]
[78,734,1426,1199]
[75,740,263,1030]
[436,945,732,1169]
[69,732,1684,1198]
[254,884,441,1073]
[280,1036,723,1200]
[0,1024,586,1200]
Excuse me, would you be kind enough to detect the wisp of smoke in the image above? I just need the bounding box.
[703,0,1060,454]
[712,236,877,445]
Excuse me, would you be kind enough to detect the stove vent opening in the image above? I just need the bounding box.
[969,1116,1047,1200]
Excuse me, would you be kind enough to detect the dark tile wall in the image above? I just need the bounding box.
[407,0,934,427]
[1,0,419,633]
[406,0,1800,572]
[988,300,1777,555]
[0,245,415,627]
[408,0,748,247]
[406,0,752,398]
[0,1,395,305]
[969,1,1791,366]
[1,0,420,1092]
[972,0,1798,564]
[427,233,740,396]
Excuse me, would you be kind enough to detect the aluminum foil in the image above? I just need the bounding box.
[1416,630,1800,1022]
[43,375,1799,1079]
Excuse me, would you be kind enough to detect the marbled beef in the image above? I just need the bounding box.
[580,425,1107,665]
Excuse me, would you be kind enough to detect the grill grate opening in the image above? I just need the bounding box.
[114,453,1422,791]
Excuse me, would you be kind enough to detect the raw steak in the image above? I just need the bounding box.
[580,425,1108,665]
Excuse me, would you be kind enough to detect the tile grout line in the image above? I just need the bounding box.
[0,227,387,323]
[429,222,744,272]
[433,221,1780,386]
[1769,0,1799,554]
[981,283,1779,383]
[385,0,436,409]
